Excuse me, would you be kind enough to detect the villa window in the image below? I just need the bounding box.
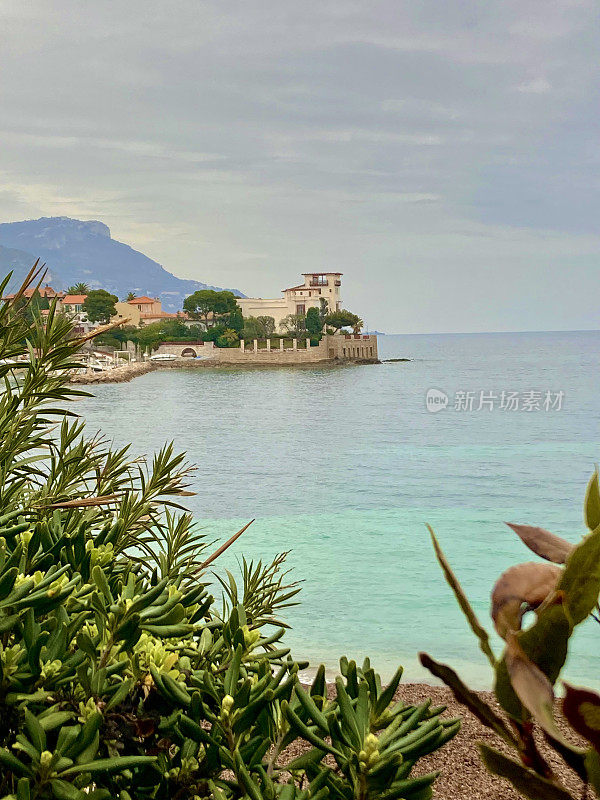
[296,304,305,315]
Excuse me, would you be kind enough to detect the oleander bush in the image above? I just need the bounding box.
[421,475,600,799]
[0,266,459,800]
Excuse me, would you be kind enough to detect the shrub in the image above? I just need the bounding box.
[216,328,239,348]
[305,308,322,339]
[421,473,600,799]
[0,266,458,799]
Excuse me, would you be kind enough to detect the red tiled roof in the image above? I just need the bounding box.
[63,294,87,304]
[140,311,177,319]
[4,286,64,300]
[283,285,326,292]
[129,296,157,304]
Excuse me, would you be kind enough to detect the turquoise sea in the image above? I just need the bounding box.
[73,331,600,688]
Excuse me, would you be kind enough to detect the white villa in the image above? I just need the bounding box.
[236,272,342,331]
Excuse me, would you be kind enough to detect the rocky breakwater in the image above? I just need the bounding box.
[70,361,155,384]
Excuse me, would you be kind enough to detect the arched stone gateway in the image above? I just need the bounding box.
[180,348,197,358]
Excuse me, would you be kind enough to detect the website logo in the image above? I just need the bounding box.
[426,388,449,413]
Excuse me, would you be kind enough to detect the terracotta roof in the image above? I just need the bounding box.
[283,285,328,292]
[140,311,178,319]
[63,294,87,304]
[4,286,64,300]
[128,296,157,304]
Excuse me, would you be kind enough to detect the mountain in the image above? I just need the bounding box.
[0,217,244,311]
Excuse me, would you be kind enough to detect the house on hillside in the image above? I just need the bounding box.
[236,273,342,331]
[61,294,87,313]
[112,296,188,327]
[61,294,96,335]
[3,285,65,303]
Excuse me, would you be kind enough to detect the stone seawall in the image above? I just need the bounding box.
[68,335,379,383]
[70,361,155,384]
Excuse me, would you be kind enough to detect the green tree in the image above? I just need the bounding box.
[257,315,275,335]
[132,318,201,353]
[324,309,361,332]
[228,306,244,334]
[201,323,227,343]
[305,307,323,338]
[82,289,118,324]
[217,327,239,347]
[279,313,306,336]
[183,289,238,328]
[319,297,329,325]
[67,282,90,294]
[124,291,137,301]
[242,315,274,339]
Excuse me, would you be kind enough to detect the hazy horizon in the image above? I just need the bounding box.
[1,1,598,333]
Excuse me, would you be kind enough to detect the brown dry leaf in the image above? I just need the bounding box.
[37,493,122,509]
[492,562,562,637]
[563,683,600,751]
[505,632,569,745]
[506,523,574,564]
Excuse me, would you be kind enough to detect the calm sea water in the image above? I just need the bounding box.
[73,331,600,687]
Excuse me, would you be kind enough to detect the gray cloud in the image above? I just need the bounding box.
[0,0,598,332]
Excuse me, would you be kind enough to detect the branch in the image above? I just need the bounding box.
[194,520,254,573]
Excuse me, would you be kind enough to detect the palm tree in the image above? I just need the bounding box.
[125,291,136,302]
[67,282,89,294]
[352,317,364,334]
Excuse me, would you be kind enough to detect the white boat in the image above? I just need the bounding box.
[149,353,177,362]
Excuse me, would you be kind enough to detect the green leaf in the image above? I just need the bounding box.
[233,748,263,800]
[16,777,30,800]
[559,526,600,626]
[495,602,571,721]
[24,708,45,753]
[283,701,342,757]
[335,676,362,748]
[294,685,329,733]
[61,755,156,775]
[0,748,30,776]
[105,679,134,712]
[585,749,600,796]
[49,779,85,800]
[39,712,73,732]
[428,525,495,666]
[374,664,404,718]
[584,470,600,531]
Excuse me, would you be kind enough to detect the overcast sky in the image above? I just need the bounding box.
[1,1,598,332]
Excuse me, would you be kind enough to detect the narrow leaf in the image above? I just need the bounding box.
[479,744,573,800]
[506,523,574,564]
[505,633,570,746]
[427,525,495,666]
[584,471,600,531]
[419,652,517,745]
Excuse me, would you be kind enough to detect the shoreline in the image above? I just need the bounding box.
[291,681,583,800]
[69,360,155,384]
[70,357,380,384]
